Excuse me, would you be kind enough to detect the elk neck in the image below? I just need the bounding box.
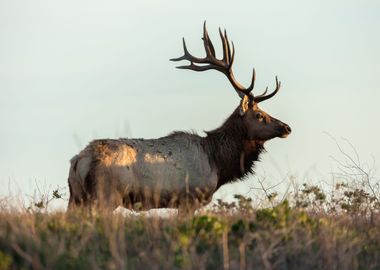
[202,108,265,190]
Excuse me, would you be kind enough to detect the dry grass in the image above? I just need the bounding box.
[1,141,379,269]
[0,191,379,270]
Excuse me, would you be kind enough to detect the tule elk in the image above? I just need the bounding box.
[68,23,291,213]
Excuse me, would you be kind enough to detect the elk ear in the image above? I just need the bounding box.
[239,95,250,116]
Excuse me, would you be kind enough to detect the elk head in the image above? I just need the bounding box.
[171,22,291,143]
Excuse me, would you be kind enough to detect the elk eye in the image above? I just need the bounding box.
[256,112,264,121]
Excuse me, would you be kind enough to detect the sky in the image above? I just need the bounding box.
[0,0,379,206]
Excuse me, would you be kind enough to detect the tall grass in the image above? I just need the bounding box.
[1,140,379,269]
[0,185,379,270]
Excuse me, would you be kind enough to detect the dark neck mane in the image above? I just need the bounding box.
[202,108,265,190]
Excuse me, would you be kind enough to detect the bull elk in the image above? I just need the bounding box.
[68,23,291,213]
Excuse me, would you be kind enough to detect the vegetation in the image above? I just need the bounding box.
[0,181,379,270]
[0,142,379,269]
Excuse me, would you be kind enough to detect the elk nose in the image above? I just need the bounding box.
[284,124,292,134]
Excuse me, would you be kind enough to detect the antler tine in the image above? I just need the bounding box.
[246,68,256,92]
[229,41,235,69]
[170,38,205,63]
[219,28,229,65]
[203,22,216,58]
[255,86,268,98]
[176,63,221,72]
[254,76,281,103]
[224,29,232,64]
[224,29,235,66]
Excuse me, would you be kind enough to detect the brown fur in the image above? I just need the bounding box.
[202,107,265,190]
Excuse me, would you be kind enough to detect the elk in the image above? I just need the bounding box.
[67,23,291,212]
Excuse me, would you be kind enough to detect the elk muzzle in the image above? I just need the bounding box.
[279,123,292,138]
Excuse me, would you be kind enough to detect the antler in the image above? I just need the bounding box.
[170,22,281,103]
[171,22,255,99]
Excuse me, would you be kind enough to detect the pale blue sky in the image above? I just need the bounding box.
[1,0,379,202]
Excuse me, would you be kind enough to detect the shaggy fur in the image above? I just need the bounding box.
[203,108,265,190]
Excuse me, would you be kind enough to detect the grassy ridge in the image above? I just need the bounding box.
[0,198,379,270]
